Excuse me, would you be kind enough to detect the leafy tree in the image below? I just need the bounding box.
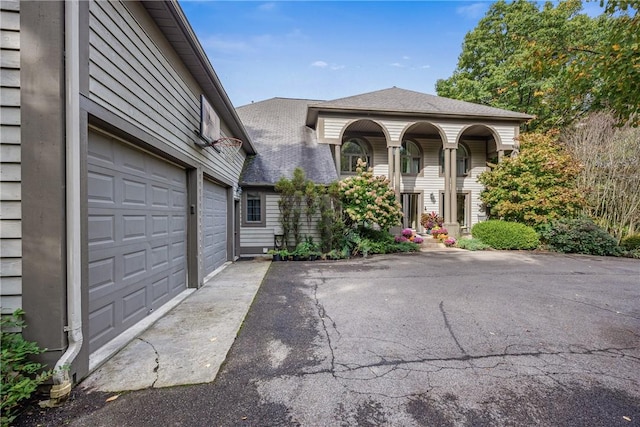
[436,0,624,131]
[586,5,639,125]
[478,132,586,227]
[339,159,402,231]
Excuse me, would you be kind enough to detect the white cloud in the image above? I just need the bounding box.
[390,62,404,68]
[330,64,345,70]
[311,60,328,68]
[402,56,410,60]
[456,3,488,20]
[258,3,276,11]
[420,65,431,69]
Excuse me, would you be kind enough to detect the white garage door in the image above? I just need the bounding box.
[203,179,227,276]
[87,131,187,353]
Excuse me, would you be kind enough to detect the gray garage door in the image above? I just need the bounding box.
[203,179,227,276]
[87,131,187,353]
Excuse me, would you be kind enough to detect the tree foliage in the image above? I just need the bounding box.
[478,132,586,227]
[437,0,638,130]
[560,112,640,239]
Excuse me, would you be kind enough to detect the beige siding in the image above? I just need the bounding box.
[88,1,245,188]
[240,193,321,252]
[1,0,21,314]
[321,117,351,141]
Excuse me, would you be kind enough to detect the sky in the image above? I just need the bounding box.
[178,1,605,107]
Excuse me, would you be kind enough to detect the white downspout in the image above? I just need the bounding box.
[48,0,83,403]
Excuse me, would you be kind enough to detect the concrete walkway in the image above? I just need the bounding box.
[80,258,271,392]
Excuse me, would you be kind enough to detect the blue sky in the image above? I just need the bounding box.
[179,1,604,107]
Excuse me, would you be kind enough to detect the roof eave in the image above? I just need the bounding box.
[142,1,257,155]
[307,105,533,124]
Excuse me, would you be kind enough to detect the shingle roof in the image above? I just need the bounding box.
[237,98,339,186]
[307,87,533,121]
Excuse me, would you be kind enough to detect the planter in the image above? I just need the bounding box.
[272,254,282,262]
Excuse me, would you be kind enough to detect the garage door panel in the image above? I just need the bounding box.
[88,131,187,353]
[203,180,227,275]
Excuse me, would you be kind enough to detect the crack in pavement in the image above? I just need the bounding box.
[439,301,468,356]
[328,346,639,375]
[313,278,338,378]
[137,337,160,388]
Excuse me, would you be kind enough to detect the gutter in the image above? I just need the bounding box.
[47,0,83,404]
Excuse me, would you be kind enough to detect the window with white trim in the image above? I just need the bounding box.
[400,140,422,174]
[341,138,371,172]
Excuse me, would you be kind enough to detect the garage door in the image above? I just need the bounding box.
[203,179,227,276]
[87,131,187,353]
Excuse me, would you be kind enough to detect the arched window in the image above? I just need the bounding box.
[400,140,421,174]
[440,143,471,176]
[341,138,370,173]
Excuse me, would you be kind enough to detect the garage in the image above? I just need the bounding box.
[203,179,228,276]
[87,131,188,353]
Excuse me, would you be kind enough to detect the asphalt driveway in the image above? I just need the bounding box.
[20,251,640,426]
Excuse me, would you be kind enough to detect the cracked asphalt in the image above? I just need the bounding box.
[18,251,640,426]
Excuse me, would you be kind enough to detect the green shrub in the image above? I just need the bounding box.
[457,237,491,251]
[1,309,53,427]
[471,220,539,250]
[540,217,620,256]
[620,234,640,250]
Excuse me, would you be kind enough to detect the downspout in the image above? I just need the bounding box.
[48,0,83,404]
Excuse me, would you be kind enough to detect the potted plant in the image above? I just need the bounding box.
[267,249,281,261]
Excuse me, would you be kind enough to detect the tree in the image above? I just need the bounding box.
[561,112,640,239]
[436,0,612,131]
[587,7,639,125]
[478,132,586,227]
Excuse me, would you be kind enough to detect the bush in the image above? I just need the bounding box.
[457,238,491,251]
[1,309,53,427]
[471,220,539,250]
[620,234,640,250]
[540,217,620,256]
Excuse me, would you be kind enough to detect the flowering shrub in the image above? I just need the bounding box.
[444,237,457,247]
[402,228,413,238]
[395,235,409,243]
[413,236,424,244]
[339,159,403,231]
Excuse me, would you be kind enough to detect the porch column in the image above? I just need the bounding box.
[388,145,394,189]
[394,146,401,198]
[498,149,504,162]
[444,147,460,237]
[334,144,341,174]
[443,148,451,223]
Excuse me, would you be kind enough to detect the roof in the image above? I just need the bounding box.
[306,87,533,126]
[140,1,255,154]
[236,98,339,186]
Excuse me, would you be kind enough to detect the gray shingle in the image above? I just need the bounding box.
[237,98,339,185]
[309,87,533,119]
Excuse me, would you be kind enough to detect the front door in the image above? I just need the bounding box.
[401,193,420,229]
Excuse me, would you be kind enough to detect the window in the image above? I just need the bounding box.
[440,143,471,176]
[341,138,370,173]
[243,191,265,227]
[400,140,421,174]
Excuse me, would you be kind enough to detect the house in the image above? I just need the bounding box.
[237,89,531,256]
[0,0,255,400]
[0,0,532,400]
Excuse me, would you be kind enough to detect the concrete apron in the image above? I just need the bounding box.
[80,258,271,393]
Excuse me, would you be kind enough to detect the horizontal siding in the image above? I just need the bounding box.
[322,117,351,140]
[88,1,245,188]
[1,2,21,314]
[241,193,321,250]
